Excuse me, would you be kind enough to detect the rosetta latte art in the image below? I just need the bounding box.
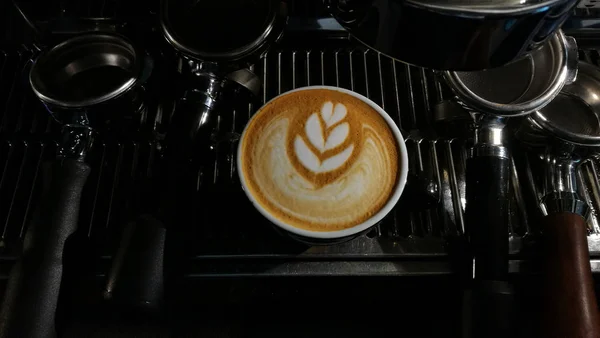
[240,89,399,232]
[292,102,356,182]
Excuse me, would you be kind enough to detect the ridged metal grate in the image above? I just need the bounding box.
[6,40,600,277]
[255,48,466,240]
[2,13,600,276]
[0,38,470,276]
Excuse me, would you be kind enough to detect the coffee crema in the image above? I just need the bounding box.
[240,89,399,232]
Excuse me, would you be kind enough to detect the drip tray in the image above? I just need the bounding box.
[2,33,600,278]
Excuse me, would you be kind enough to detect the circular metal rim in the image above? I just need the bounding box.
[531,62,600,147]
[443,30,571,117]
[159,0,286,62]
[29,33,142,109]
[406,0,571,16]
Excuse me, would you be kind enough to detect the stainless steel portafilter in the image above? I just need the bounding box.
[0,33,146,338]
[444,30,578,118]
[441,30,578,338]
[514,61,600,338]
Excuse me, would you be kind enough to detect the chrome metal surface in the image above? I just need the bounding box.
[468,146,509,159]
[531,62,600,146]
[179,57,219,76]
[473,115,506,143]
[469,116,509,158]
[225,69,261,97]
[443,30,576,117]
[185,69,260,108]
[514,94,594,225]
[57,124,94,160]
[171,46,472,273]
[173,70,260,149]
[540,192,590,218]
[327,0,578,70]
[510,157,531,235]
[186,257,453,277]
[6,27,600,278]
[160,0,287,63]
[186,74,222,107]
[29,33,141,108]
[473,123,504,146]
[580,157,600,233]
[542,151,580,195]
[565,36,580,84]
[540,147,581,201]
[425,180,440,201]
[410,0,569,12]
[513,60,600,230]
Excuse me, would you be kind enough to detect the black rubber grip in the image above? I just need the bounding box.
[465,155,510,281]
[0,159,90,338]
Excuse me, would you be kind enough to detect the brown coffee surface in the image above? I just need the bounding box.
[240,89,399,232]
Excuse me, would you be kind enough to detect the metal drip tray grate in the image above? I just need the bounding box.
[162,46,471,276]
[2,26,600,276]
[0,37,469,276]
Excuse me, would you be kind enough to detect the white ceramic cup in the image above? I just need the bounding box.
[237,86,409,242]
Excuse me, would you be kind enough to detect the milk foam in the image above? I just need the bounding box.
[295,102,354,173]
[240,89,399,231]
[252,118,393,228]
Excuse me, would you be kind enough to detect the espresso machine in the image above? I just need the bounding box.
[0,0,598,337]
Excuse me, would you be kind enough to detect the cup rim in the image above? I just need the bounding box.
[237,85,409,239]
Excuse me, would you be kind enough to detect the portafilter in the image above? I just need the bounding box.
[514,62,600,338]
[160,0,287,68]
[159,0,286,84]
[326,0,578,70]
[158,0,284,158]
[157,0,281,212]
[0,33,148,338]
[154,0,283,308]
[441,30,578,338]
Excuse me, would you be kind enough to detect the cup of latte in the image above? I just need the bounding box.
[237,86,408,243]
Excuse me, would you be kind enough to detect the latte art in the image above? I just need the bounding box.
[294,102,354,175]
[240,89,399,232]
[290,101,361,187]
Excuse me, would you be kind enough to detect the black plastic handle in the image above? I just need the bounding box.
[464,155,512,337]
[466,155,510,281]
[0,159,90,338]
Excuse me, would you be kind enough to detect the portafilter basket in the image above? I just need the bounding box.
[30,33,141,109]
[444,30,578,117]
[440,30,578,338]
[514,61,600,338]
[0,33,145,338]
[159,0,275,158]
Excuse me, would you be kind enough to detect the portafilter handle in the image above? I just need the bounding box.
[468,115,511,281]
[466,115,514,338]
[539,152,600,338]
[0,124,93,338]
